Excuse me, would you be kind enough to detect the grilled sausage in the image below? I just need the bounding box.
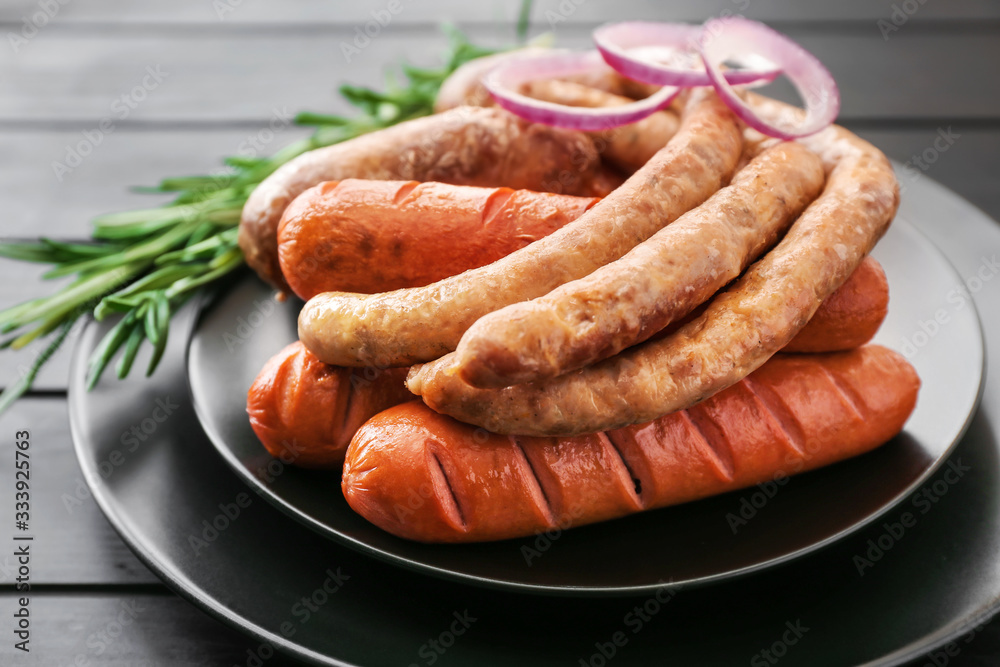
[784,256,888,353]
[298,89,742,368]
[246,342,412,469]
[408,104,900,436]
[277,179,598,300]
[239,106,610,292]
[453,142,825,388]
[345,345,919,543]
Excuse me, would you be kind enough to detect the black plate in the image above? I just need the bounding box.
[70,173,1000,665]
[187,215,983,595]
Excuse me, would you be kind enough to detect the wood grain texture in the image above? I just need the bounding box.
[0,399,160,584]
[1,27,999,123]
[0,593,305,666]
[1,0,997,24]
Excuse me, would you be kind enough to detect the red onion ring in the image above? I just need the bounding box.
[699,17,840,139]
[594,21,780,87]
[482,50,680,131]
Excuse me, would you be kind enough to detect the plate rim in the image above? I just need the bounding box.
[187,215,988,597]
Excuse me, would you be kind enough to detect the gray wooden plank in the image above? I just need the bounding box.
[0,399,161,584]
[1,26,999,123]
[1,0,997,24]
[0,593,306,666]
[0,127,311,239]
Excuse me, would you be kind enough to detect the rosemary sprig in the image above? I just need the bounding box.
[0,26,507,412]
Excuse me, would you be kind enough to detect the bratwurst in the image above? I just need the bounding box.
[408,103,900,436]
[239,106,609,292]
[298,89,742,367]
[453,141,824,388]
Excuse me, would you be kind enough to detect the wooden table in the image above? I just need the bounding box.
[1,1,999,664]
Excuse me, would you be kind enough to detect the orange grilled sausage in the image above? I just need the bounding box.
[239,106,611,292]
[344,345,918,543]
[246,342,412,469]
[277,180,598,300]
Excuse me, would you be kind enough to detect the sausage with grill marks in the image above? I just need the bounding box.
[344,345,919,543]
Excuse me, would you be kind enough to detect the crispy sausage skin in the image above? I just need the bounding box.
[239,106,609,292]
[408,103,901,436]
[454,142,825,389]
[651,256,888,353]
[298,90,742,368]
[520,79,680,174]
[277,180,598,300]
[784,256,888,353]
[436,52,678,175]
[246,342,412,469]
[344,345,919,543]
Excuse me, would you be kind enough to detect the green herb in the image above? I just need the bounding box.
[517,0,534,43]
[0,25,508,413]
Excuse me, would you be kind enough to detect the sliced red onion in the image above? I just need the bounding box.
[594,21,780,87]
[482,50,680,131]
[700,17,839,139]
